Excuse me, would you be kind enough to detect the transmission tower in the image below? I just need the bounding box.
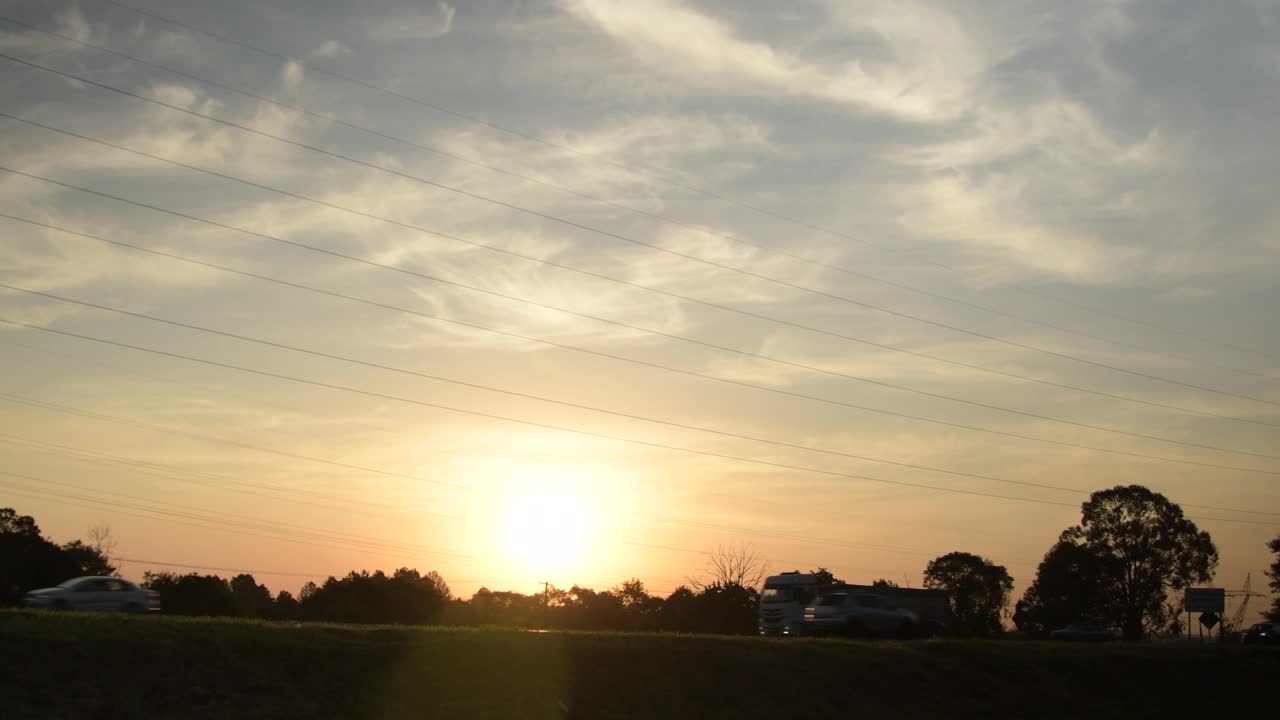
[1224,574,1265,634]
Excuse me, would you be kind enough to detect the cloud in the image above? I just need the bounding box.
[375,2,456,40]
[281,59,305,96]
[560,0,992,121]
[311,40,352,59]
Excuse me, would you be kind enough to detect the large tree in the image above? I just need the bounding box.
[923,551,1013,636]
[1013,539,1114,635]
[1266,535,1280,623]
[1061,485,1217,641]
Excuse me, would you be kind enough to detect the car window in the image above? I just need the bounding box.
[77,579,109,592]
[106,580,128,592]
[855,594,882,608]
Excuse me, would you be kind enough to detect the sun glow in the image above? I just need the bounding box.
[503,476,591,574]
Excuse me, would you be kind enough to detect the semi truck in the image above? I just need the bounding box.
[758,571,951,637]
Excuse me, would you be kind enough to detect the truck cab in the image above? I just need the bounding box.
[758,572,819,636]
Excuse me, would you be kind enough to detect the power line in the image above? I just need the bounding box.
[114,557,328,580]
[3,131,1273,435]
[87,0,1280,365]
[5,125,1277,443]
[10,427,1052,563]
[3,54,1276,413]
[9,281,1280,514]
[4,431,1033,572]
[113,557,674,592]
[0,13,1267,384]
[4,208,1278,476]
[0,318,1082,511]
[4,317,1278,526]
[0,471,872,592]
[0,433,440,517]
[0,471,473,561]
[0,391,1137,564]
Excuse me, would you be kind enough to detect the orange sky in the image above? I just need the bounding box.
[1,0,1277,623]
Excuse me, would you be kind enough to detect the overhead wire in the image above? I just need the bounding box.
[4,204,1278,476]
[8,280,1280,516]
[86,0,1280,366]
[2,53,1277,414]
[0,12,1268,384]
[4,317,1278,527]
[5,113,1278,439]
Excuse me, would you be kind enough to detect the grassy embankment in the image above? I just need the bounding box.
[1,609,1274,719]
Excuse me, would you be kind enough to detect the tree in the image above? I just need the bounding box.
[871,579,900,590]
[273,590,300,619]
[229,574,273,617]
[690,582,759,635]
[1062,485,1217,641]
[59,540,116,577]
[809,568,843,589]
[87,524,117,565]
[142,572,237,616]
[1266,535,1280,622]
[923,551,1014,636]
[1013,539,1114,636]
[693,543,767,591]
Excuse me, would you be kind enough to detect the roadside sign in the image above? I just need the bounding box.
[1185,588,1225,613]
[1200,612,1220,630]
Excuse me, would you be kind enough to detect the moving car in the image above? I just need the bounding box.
[803,589,919,638]
[22,576,160,613]
[1049,623,1118,642]
[1242,622,1280,645]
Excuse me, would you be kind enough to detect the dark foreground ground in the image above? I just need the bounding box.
[1,610,1274,719]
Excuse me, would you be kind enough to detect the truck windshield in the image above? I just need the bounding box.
[761,587,790,603]
[762,586,814,604]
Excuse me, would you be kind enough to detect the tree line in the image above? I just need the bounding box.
[4,485,1278,639]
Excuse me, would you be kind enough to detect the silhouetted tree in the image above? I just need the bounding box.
[693,543,767,591]
[299,581,319,602]
[924,551,1013,636]
[87,524,117,566]
[143,572,237,616]
[1266,535,1280,622]
[58,540,116,577]
[691,582,758,635]
[298,569,451,625]
[809,568,843,589]
[1062,485,1217,641]
[229,574,273,618]
[1013,539,1114,636]
[273,590,300,619]
[660,586,699,632]
[871,579,900,590]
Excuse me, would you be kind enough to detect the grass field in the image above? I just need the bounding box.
[2,610,1274,719]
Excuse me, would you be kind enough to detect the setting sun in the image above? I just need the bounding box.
[503,480,590,575]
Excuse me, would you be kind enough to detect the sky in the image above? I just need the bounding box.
[1,0,1277,621]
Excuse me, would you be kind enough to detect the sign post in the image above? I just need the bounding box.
[1185,588,1225,643]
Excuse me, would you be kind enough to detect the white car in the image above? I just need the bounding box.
[23,576,160,613]
[803,590,919,637]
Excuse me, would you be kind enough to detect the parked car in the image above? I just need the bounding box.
[1050,623,1118,642]
[1242,622,1280,645]
[22,576,160,613]
[803,590,919,638]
